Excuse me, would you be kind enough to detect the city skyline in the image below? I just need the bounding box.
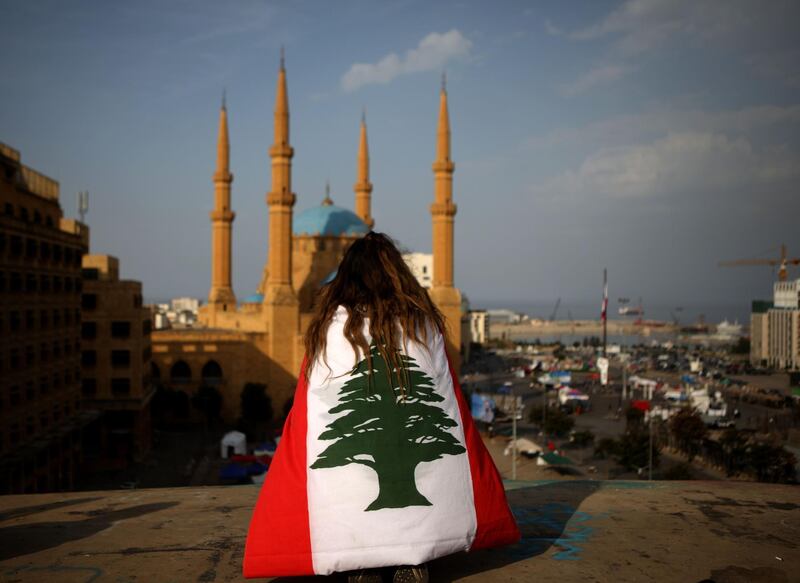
[2,0,799,309]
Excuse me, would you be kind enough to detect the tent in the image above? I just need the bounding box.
[504,437,543,458]
[220,430,247,459]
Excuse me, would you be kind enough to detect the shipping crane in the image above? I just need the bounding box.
[719,244,800,282]
[549,297,561,321]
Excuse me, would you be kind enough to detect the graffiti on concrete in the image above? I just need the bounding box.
[505,502,607,561]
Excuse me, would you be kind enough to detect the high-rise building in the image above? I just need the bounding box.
[0,142,93,493]
[80,255,153,464]
[750,281,800,370]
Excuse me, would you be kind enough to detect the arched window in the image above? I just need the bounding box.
[170,360,191,383]
[151,362,161,380]
[201,360,223,384]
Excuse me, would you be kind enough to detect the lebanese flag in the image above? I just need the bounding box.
[243,307,520,577]
[601,276,608,323]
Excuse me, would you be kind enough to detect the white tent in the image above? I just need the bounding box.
[220,431,247,459]
[504,437,543,457]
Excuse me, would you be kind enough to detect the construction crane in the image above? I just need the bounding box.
[549,297,561,321]
[719,244,800,282]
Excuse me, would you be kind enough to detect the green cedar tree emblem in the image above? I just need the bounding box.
[310,344,466,511]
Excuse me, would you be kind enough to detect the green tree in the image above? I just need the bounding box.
[747,443,798,483]
[625,406,645,430]
[614,429,658,471]
[669,408,707,461]
[310,345,466,511]
[719,428,749,477]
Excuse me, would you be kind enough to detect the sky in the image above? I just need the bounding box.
[2,0,799,317]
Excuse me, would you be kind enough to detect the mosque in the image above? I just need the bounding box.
[150,57,461,422]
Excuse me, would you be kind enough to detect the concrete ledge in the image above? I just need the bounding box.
[0,480,797,582]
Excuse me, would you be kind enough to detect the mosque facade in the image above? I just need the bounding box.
[151,60,461,422]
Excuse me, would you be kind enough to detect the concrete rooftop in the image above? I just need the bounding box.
[0,480,798,582]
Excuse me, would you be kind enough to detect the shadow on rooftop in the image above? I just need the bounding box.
[267,480,603,583]
[0,502,180,561]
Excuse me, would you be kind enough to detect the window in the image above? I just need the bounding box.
[52,340,61,359]
[33,210,42,224]
[25,309,34,329]
[25,382,35,401]
[81,293,97,310]
[53,276,62,293]
[25,238,37,258]
[10,348,20,369]
[10,386,21,406]
[81,322,97,340]
[39,411,49,429]
[52,309,61,328]
[10,423,20,445]
[19,207,29,222]
[111,350,131,368]
[111,321,131,338]
[10,235,22,257]
[53,244,62,264]
[26,416,34,436]
[26,345,35,365]
[40,309,48,329]
[10,311,21,332]
[40,241,50,261]
[82,268,99,280]
[26,273,37,292]
[111,378,131,396]
[10,272,21,292]
[40,274,50,293]
[143,319,152,335]
[0,271,5,292]
[81,378,97,397]
[81,350,97,367]
[39,377,49,395]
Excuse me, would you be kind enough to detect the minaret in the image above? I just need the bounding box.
[354,110,374,229]
[208,92,236,315]
[264,49,300,384]
[429,74,462,367]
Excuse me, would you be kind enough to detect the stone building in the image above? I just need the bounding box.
[0,141,94,493]
[151,59,462,422]
[80,254,153,465]
[750,280,800,370]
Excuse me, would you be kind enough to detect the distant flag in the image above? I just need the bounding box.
[601,269,608,323]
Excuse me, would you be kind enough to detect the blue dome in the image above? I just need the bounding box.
[242,293,264,303]
[293,203,369,237]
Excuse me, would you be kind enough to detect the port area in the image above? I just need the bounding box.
[1,470,798,582]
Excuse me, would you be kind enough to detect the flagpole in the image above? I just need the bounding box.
[603,268,607,357]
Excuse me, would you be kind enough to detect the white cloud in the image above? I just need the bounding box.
[569,0,787,57]
[544,19,562,37]
[539,131,800,201]
[558,64,633,97]
[746,49,800,89]
[527,104,800,150]
[340,30,472,92]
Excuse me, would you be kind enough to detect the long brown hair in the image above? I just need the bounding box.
[304,232,445,389]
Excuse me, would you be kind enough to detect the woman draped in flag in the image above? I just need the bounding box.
[243,232,519,582]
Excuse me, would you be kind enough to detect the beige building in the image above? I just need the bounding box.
[750,280,800,370]
[403,252,433,289]
[152,59,462,423]
[80,254,153,465]
[0,142,93,494]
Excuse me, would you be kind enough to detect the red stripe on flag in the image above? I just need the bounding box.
[447,356,521,551]
[243,359,314,578]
